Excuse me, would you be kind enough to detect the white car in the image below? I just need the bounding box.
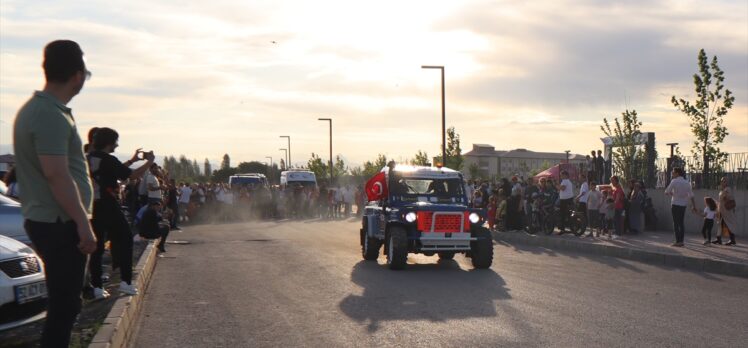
[0,234,47,331]
[0,193,28,245]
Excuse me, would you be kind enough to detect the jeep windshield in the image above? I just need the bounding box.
[389,177,465,204]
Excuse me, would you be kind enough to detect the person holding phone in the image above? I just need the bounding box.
[87,127,155,298]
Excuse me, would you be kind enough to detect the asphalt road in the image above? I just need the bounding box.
[132,219,748,348]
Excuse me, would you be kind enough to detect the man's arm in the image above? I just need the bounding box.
[38,155,97,254]
[664,180,675,195]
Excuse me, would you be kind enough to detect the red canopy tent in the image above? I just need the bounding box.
[533,163,580,183]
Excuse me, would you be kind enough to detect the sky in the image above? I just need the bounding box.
[1,0,747,170]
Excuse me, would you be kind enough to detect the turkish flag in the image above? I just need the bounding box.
[365,171,388,201]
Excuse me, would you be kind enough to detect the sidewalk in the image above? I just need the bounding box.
[492,229,748,278]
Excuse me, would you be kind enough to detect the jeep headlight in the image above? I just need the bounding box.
[468,212,481,224]
[405,212,417,223]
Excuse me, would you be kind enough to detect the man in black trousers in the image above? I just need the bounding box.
[13,40,97,347]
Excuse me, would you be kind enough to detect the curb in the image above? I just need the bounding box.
[88,240,158,348]
[492,230,748,278]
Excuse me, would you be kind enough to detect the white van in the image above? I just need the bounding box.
[280,170,317,190]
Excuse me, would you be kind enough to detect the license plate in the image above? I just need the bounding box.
[15,281,48,304]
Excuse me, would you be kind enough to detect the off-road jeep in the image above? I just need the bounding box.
[360,164,493,270]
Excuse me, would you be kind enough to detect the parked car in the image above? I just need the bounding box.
[360,164,493,270]
[0,193,28,245]
[0,234,47,331]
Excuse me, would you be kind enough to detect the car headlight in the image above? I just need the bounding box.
[469,212,481,224]
[405,212,417,223]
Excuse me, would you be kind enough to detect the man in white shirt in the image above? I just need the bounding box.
[464,180,474,205]
[575,174,590,229]
[334,186,344,219]
[664,167,696,247]
[178,182,192,222]
[343,185,355,217]
[145,165,163,204]
[558,171,575,233]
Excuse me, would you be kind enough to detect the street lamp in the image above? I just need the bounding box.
[280,136,291,168]
[421,65,446,166]
[279,148,287,170]
[318,118,333,184]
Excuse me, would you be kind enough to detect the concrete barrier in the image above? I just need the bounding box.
[88,241,158,348]
[648,188,746,235]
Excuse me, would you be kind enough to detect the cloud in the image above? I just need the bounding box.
[0,0,746,167]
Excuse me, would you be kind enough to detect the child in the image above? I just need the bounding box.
[600,190,614,238]
[495,190,508,232]
[699,197,717,245]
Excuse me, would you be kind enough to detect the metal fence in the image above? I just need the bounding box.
[655,152,748,190]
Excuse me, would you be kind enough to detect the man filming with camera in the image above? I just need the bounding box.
[87,127,155,299]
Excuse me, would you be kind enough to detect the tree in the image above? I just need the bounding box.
[204,158,212,177]
[306,153,328,183]
[671,49,734,181]
[468,162,480,180]
[362,154,388,179]
[601,109,643,182]
[192,159,200,176]
[334,156,348,178]
[211,167,237,183]
[410,150,430,166]
[237,161,267,174]
[221,153,231,170]
[434,127,463,170]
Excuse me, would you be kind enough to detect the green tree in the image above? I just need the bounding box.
[237,161,267,174]
[221,153,231,170]
[192,159,200,176]
[362,154,388,179]
[334,156,347,178]
[306,153,329,183]
[204,158,212,177]
[601,109,643,182]
[211,167,238,183]
[434,127,463,170]
[468,162,480,180]
[671,49,734,179]
[410,150,430,166]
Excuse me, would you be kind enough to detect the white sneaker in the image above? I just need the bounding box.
[93,287,110,300]
[612,235,619,240]
[119,281,139,296]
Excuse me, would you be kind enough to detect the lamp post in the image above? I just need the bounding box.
[279,148,287,170]
[421,65,446,166]
[318,118,333,184]
[280,136,291,168]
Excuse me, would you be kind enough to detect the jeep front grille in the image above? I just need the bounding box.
[416,211,469,232]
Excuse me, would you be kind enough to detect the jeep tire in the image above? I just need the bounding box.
[362,234,382,261]
[386,226,408,270]
[470,227,494,269]
[438,252,455,260]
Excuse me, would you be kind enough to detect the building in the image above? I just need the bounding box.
[462,144,586,180]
